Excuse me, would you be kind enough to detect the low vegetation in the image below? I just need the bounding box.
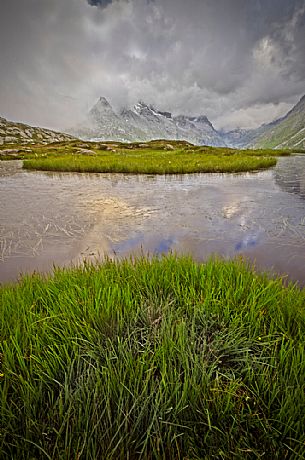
[0,139,293,174]
[0,255,304,459]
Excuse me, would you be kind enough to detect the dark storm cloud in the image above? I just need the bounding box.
[0,0,304,130]
[87,0,113,7]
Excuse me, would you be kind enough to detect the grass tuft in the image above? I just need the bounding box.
[0,255,304,458]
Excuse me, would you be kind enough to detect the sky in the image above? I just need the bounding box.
[0,0,304,131]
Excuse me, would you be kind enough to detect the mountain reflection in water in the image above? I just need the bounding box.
[0,155,305,285]
[275,155,305,200]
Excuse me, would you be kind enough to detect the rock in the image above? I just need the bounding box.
[4,136,18,143]
[97,143,109,150]
[75,148,96,156]
[164,144,175,150]
[105,147,117,152]
[0,149,21,156]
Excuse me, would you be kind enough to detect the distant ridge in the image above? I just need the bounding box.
[1,93,304,148]
[69,94,305,149]
[69,97,225,146]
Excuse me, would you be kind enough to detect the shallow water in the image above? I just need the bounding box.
[1,156,305,285]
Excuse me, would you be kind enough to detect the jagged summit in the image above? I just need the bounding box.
[133,102,172,119]
[89,97,115,121]
[94,96,112,109]
[69,96,226,145]
[133,101,159,117]
[133,101,149,111]
[189,115,213,126]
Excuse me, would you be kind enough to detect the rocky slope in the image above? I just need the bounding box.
[0,117,74,145]
[70,97,225,146]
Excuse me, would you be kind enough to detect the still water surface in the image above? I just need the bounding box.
[1,156,305,285]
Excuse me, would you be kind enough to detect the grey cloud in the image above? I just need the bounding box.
[87,0,113,7]
[0,0,304,131]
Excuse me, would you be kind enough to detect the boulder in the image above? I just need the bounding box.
[4,136,18,143]
[75,148,96,156]
[0,149,21,156]
[97,144,109,150]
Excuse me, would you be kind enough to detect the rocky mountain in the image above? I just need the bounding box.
[0,117,74,145]
[71,97,147,142]
[70,97,225,146]
[173,113,224,146]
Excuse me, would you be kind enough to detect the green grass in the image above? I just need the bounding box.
[23,151,277,174]
[0,139,291,174]
[1,255,305,459]
[253,111,305,149]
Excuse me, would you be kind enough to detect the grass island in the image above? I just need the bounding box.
[0,139,294,174]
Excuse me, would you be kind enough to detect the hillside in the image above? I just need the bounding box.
[251,94,305,149]
[0,117,74,145]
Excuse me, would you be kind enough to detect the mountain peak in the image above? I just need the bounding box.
[87,96,120,129]
[89,96,115,119]
[94,96,112,110]
[133,101,173,119]
[188,115,213,128]
[133,101,151,114]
